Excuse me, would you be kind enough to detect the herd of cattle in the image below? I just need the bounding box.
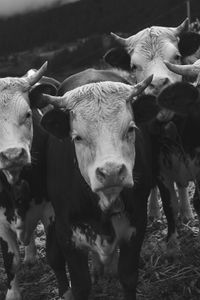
[1,17,200,300]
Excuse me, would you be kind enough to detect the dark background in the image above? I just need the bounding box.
[0,0,199,79]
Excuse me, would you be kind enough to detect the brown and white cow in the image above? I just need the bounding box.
[29,69,156,300]
[104,19,193,244]
[161,60,200,238]
[0,64,57,300]
[104,19,188,95]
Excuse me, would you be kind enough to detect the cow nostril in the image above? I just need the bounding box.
[118,164,126,180]
[96,167,107,183]
[163,77,170,86]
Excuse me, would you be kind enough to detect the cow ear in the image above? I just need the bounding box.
[41,109,70,139]
[29,83,58,109]
[157,82,200,115]
[132,94,159,123]
[178,31,200,57]
[103,47,131,71]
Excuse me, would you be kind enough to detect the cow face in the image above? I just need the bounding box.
[105,19,188,96]
[0,62,57,184]
[0,78,33,178]
[40,77,153,210]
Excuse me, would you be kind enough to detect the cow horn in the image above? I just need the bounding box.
[40,94,66,109]
[110,32,128,46]
[174,18,189,36]
[164,60,200,77]
[128,75,153,100]
[26,61,48,86]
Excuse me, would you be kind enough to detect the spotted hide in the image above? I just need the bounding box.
[0,66,57,300]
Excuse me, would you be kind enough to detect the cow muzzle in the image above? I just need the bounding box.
[145,77,171,96]
[0,147,29,169]
[95,162,133,191]
[93,161,133,210]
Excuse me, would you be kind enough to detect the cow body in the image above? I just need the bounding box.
[0,110,55,300]
[104,19,192,217]
[37,68,157,300]
[0,66,58,300]
[157,79,200,237]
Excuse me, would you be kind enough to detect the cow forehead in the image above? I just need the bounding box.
[0,77,28,92]
[0,78,29,110]
[127,26,178,56]
[69,82,133,123]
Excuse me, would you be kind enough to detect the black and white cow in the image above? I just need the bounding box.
[28,67,178,300]
[0,64,58,300]
[159,59,200,236]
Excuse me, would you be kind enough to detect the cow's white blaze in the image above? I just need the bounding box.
[0,81,32,161]
[111,26,183,96]
[68,82,136,208]
[0,62,47,182]
[127,27,182,91]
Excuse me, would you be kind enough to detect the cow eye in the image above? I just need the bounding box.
[26,111,32,119]
[131,64,137,71]
[73,135,83,143]
[174,54,181,62]
[127,126,135,134]
[125,123,136,139]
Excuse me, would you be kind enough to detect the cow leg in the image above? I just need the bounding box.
[178,186,194,220]
[157,179,179,256]
[193,182,200,240]
[24,233,37,264]
[148,187,161,219]
[46,222,69,298]
[0,228,21,300]
[90,251,104,284]
[118,209,147,299]
[66,247,91,300]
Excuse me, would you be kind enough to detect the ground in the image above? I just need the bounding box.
[1,184,200,300]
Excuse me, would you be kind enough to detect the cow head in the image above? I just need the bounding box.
[39,76,153,210]
[104,19,188,96]
[0,62,58,184]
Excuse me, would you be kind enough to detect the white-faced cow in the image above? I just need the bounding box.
[0,64,57,300]
[28,68,158,300]
[104,20,189,95]
[104,19,193,253]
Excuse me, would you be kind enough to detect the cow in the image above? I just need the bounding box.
[104,19,188,95]
[160,59,200,237]
[29,66,178,300]
[0,64,58,300]
[103,20,194,255]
